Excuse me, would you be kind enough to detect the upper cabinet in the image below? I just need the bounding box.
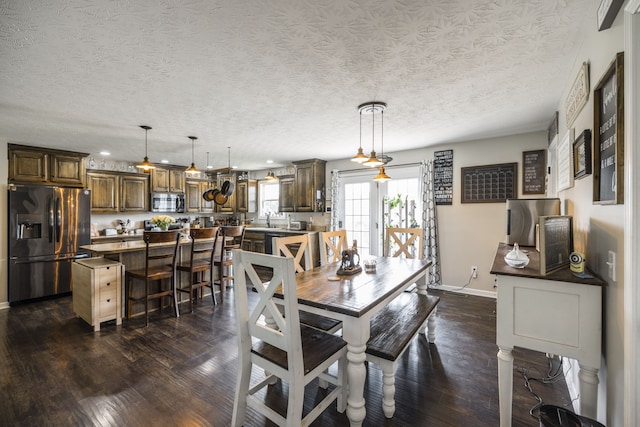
[185,178,215,213]
[9,144,87,187]
[236,178,257,213]
[277,159,325,213]
[87,170,149,213]
[293,159,326,212]
[151,166,185,193]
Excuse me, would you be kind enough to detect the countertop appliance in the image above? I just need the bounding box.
[506,198,560,246]
[8,184,91,303]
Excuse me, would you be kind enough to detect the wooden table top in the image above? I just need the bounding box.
[291,256,432,318]
[490,242,605,286]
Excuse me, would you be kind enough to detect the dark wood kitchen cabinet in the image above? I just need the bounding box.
[151,166,185,193]
[185,179,215,213]
[236,179,257,213]
[87,171,148,213]
[8,143,87,187]
[278,175,295,212]
[293,159,326,212]
[243,230,265,253]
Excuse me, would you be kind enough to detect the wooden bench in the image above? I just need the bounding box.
[366,292,440,418]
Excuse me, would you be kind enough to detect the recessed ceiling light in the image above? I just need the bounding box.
[266,160,273,164]
[161,159,169,164]
[100,151,110,156]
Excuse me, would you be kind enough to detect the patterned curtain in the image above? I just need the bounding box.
[421,160,441,287]
[330,169,341,231]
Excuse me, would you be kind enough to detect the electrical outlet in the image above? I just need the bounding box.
[471,266,478,279]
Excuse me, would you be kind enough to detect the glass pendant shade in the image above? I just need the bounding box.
[363,150,383,167]
[136,125,156,170]
[351,147,368,163]
[373,166,391,182]
[185,136,199,176]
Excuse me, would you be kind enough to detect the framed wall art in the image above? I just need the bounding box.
[573,129,592,180]
[557,128,575,192]
[593,52,624,204]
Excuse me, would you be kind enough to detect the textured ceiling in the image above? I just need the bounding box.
[0,0,593,171]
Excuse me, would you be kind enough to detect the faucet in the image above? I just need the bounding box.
[266,213,271,228]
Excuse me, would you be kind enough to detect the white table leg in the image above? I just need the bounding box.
[578,364,599,419]
[415,271,428,295]
[497,346,514,427]
[343,318,368,427]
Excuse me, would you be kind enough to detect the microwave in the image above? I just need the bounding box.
[150,192,185,213]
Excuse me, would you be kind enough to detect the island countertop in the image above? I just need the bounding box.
[81,237,212,255]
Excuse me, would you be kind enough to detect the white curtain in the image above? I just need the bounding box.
[421,160,441,287]
[330,169,341,231]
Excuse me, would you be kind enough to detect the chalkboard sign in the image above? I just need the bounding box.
[539,215,573,275]
[433,149,453,205]
[522,150,546,195]
[593,52,624,204]
[461,162,517,203]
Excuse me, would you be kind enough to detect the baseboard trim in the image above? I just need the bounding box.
[429,284,496,299]
[0,302,10,310]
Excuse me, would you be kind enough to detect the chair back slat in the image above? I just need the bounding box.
[188,227,219,267]
[143,230,181,271]
[273,234,312,273]
[233,250,301,355]
[319,230,347,265]
[385,227,424,259]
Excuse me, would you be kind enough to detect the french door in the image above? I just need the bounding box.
[338,166,421,257]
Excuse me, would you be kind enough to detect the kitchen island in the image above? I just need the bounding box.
[81,236,220,318]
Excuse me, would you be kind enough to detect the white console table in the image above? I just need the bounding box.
[490,243,605,426]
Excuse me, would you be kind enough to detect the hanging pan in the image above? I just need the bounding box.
[213,189,228,205]
[221,179,234,197]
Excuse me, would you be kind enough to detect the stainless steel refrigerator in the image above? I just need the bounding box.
[505,198,561,246]
[8,184,91,303]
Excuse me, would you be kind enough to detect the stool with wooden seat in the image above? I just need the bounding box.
[214,225,245,302]
[319,229,348,265]
[231,249,347,427]
[176,227,220,312]
[125,230,181,326]
[273,234,342,334]
[385,227,424,259]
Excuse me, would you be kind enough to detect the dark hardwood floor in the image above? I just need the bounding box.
[0,288,573,426]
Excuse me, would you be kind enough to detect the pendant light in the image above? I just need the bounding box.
[373,106,391,182]
[351,108,368,163]
[185,136,199,176]
[206,152,213,169]
[265,170,279,182]
[136,125,156,171]
[361,102,385,168]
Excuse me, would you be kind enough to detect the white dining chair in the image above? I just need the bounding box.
[319,229,348,265]
[231,250,347,427]
[385,227,424,259]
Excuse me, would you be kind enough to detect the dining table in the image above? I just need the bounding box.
[291,255,434,427]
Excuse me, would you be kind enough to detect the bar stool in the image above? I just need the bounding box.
[214,225,245,302]
[125,230,181,326]
[176,227,220,312]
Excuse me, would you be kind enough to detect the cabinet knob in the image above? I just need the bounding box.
[106,299,111,302]
[106,282,111,286]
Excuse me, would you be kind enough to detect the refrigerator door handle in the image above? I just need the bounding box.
[55,196,62,243]
[48,197,55,243]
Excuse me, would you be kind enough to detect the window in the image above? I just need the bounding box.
[258,181,281,217]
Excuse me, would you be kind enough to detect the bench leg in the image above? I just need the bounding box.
[419,307,438,343]
[380,360,397,418]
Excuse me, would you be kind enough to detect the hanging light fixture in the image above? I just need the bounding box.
[351,107,368,163]
[136,125,156,171]
[185,136,199,176]
[264,170,279,182]
[373,105,391,182]
[360,102,385,168]
[206,152,213,169]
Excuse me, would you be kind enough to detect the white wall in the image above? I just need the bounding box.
[327,130,547,296]
[552,8,625,426]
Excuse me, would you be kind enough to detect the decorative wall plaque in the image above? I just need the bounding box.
[522,150,546,195]
[593,52,624,204]
[433,149,453,205]
[461,163,517,203]
[565,62,589,128]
